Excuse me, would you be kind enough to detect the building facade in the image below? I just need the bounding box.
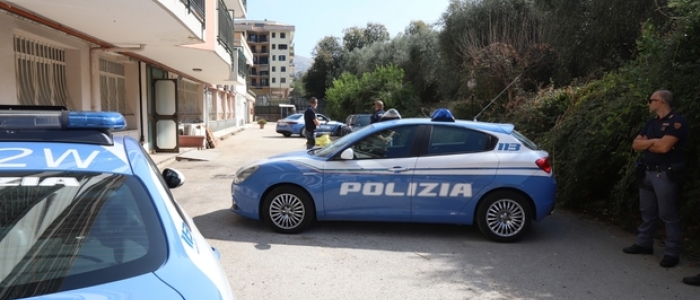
[235,20,295,105]
[0,0,254,153]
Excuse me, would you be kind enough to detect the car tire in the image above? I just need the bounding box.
[283,133,291,137]
[299,130,305,138]
[262,185,315,234]
[334,126,342,136]
[476,191,532,243]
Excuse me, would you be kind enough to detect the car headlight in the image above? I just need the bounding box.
[233,165,259,184]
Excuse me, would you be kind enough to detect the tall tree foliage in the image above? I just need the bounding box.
[302,36,346,99]
[325,65,418,119]
[342,22,391,52]
[534,0,668,79]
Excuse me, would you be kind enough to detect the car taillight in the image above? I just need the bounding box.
[536,157,552,173]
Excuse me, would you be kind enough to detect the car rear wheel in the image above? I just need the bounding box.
[299,130,305,138]
[262,185,315,233]
[476,191,532,242]
[283,133,291,137]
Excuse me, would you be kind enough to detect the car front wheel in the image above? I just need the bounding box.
[476,191,532,242]
[262,185,315,233]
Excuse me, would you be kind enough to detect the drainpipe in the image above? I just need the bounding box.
[89,44,145,110]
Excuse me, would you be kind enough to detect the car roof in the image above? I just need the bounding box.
[371,117,515,134]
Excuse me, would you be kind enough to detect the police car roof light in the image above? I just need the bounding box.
[430,108,455,122]
[65,111,126,130]
[0,110,126,130]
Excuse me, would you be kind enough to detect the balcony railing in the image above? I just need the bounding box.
[237,48,247,78]
[217,0,235,55]
[180,0,205,26]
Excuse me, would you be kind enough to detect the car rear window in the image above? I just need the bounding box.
[511,130,541,150]
[356,115,371,126]
[286,114,302,120]
[0,172,166,298]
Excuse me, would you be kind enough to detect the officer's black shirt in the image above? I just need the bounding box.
[304,106,317,132]
[370,109,385,124]
[639,110,688,165]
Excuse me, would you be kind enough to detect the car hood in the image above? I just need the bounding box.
[21,273,182,300]
[268,149,311,159]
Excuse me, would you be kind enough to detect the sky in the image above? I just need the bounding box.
[246,0,452,58]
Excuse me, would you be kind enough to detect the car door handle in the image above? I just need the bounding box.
[388,167,410,173]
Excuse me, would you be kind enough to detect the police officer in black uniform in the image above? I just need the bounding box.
[370,100,385,124]
[623,90,688,269]
[304,97,320,149]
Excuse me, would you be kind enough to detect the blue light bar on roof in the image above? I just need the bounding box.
[430,108,456,122]
[0,110,126,130]
[65,111,126,130]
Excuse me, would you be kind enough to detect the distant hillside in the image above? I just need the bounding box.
[293,55,313,74]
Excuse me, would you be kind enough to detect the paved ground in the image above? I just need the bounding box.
[166,125,700,300]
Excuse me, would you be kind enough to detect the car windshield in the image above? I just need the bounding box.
[0,172,166,299]
[314,129,371,158]
[355,115,371,126]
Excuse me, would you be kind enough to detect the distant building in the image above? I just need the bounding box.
[235,20,295,104]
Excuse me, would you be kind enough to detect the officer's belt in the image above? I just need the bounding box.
[644,163,682,171]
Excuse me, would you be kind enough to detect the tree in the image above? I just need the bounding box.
[534,0,668,78]
[342,22,391,52]
[325,65,418,119]
[303,36,346,99]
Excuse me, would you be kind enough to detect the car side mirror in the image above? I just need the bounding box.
[340,148,354,160]
[162,168,186,188]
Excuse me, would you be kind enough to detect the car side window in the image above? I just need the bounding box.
[427,126,490,155]
[351,125,417,159]
[317,115,328,122]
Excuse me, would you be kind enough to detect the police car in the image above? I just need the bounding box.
[230,108,556,242]
[0,109,234,299]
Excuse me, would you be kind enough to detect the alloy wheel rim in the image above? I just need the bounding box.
[486,199,525,237]
[269,193,305,229]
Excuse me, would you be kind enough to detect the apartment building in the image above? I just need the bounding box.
[0,0,254,153]
[235,20,295,104]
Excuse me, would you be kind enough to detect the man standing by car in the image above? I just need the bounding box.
[370,100,385,124]
[304,97,320,149]
[623,90,688,269]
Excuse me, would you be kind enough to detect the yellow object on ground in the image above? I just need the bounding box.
[315,134,331,147]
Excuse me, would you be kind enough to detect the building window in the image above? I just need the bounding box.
[272,44,276,50]
[281,66,286,72]
[13,35,69,107]
[99,58,128,116]
[177,79,202,123]
[281,33,286,39]
[278,44,288,50]
[272,66,276,72]
[251,79,257,86]
[272,55,276,61]
[272,32,276,38]
[272,77,276,83]
[281,78,287,83]
[279,55,286,61]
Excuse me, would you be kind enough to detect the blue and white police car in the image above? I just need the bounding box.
[0,109,234,299]
[231,108,556,242]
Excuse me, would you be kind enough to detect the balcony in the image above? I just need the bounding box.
[223,0,247,18]
[217,0,235,55]
[180,0,205,26]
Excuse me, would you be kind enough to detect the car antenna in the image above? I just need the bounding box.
[473,73,521,122]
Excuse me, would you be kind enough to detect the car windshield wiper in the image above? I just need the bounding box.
[307,147,322,155]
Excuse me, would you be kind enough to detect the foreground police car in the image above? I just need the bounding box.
[0,109,234,299]
[231,109,556,242]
